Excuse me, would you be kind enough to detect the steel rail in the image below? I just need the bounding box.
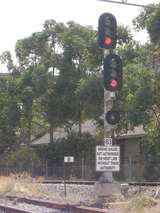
[17,197,75,211]
[0,204,32,213]
[97,0,158,9]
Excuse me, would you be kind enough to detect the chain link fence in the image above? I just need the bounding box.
[0,158,96,180]
[0,157,159,182]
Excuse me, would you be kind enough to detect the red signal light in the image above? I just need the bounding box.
[110,79,118,88]
[105,36,112,45]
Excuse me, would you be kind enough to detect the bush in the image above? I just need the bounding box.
[4,146,39,166]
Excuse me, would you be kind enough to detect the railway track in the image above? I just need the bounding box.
[3,180,157,212]
[0,195,110,213]
[45,180,160,191]
[128,182,160,186]
[42,180,95,185]
[43,179,160,186]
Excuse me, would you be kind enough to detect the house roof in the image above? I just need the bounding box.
[31,120,97,146]
[31,130,67,146]
[31,122,145,146]
[116,126,145,140]
[0,72,9,77]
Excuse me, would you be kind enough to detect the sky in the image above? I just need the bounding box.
[0,0,158,66]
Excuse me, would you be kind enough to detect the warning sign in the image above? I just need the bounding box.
[96,145,120,172]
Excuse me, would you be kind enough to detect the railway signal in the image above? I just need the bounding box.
[103,53,122,91]
[98,12,117,49]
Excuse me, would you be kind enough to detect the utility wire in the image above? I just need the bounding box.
[97,0,158,9]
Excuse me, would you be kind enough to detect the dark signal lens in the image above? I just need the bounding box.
[105,110,120,125]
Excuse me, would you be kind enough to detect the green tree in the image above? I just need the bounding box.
[133,3,160,45]
[0,74,21,154]
[18,64,48,144]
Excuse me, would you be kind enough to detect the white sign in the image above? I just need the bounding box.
[96,145,120,172]
[104,137,112,146]
[64,156,74,163]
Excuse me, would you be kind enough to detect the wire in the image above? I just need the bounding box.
[97,0,158,9]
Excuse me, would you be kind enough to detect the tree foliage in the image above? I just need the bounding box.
[133,3,160,45]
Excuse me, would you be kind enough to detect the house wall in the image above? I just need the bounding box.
[117,137,143,181]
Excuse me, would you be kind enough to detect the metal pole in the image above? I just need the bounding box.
[99,49,115,183]
[103,91,114,182]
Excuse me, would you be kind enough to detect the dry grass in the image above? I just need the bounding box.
[0,173,46,197]
[120,195,158,213]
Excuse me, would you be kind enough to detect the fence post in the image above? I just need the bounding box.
[63,162,67,197]
[6,162,9,176]
[31,160,34,176]
[129,155,132,181]
[81,157,84,179]
[45,160,48,179]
